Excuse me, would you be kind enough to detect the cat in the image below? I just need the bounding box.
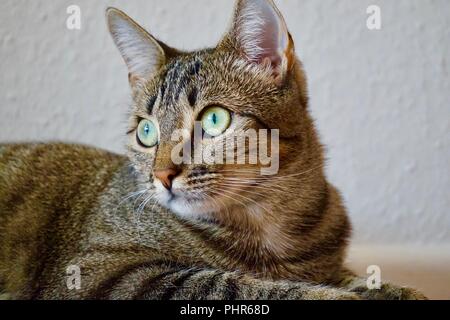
[0,0,425,300]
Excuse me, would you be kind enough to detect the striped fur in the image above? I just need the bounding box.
[0,144,425,299]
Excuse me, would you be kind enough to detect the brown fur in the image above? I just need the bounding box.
[0,0,426,300]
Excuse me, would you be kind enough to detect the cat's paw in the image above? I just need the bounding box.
[340,274,428,300]
[360,284,427,300]
[396,286,428,300]
[0,293,12,300]
[285,286,361,300]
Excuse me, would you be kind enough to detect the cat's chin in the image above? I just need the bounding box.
[168,200,213,221]
[155,190,217,221]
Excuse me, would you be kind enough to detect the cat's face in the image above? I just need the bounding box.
[108,0,312,222]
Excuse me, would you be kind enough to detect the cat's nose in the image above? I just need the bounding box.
[154,167,181,190]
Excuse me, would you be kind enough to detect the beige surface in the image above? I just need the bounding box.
[347,245,450,300]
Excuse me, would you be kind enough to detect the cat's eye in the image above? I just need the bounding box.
[201,106,231,137]
[136,119,159,147]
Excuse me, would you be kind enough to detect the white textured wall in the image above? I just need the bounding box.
[0,0,449,245]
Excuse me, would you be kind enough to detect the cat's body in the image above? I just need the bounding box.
[0,144,423,299]
[0,0,425,300]
[0,143,350,299]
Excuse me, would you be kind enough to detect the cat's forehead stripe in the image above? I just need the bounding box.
[158,58,202,108]
[146,95,157,114]
[188,87,198,107]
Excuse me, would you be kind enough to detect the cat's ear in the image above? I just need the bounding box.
[106,8,166,88]
[223,0,295,84]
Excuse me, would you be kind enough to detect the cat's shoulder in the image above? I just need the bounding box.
[0,142,126,163]
[0,143,127,185]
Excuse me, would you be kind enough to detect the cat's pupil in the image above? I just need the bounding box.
[212,113,217,125]
[144,124,150,135]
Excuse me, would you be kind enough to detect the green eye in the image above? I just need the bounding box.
[201,106,231,137]
[136,119,159,147]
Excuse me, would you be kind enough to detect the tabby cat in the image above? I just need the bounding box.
[0,0,425,300]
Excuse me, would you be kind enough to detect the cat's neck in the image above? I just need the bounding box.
[189,177,336,277]
[142,168,349,282]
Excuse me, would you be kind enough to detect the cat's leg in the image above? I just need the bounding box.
[90,263,360,300]
[336,268,427,300]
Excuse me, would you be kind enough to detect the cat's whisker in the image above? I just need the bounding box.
[135,193,156,222]
[218,181,290,193]
[221,176,296,190]
[220,178,292,191]
[149,196,161,213]
[210,187,272,216]
[214,168,262,173]
[116,189,147,209]
[134,194,153,241]
[208,189,251,213]
[218,184,272,201]
[207,190,233,218]
[220,182,325,202]
[133,190,151,211]
[109,189,149,234]
[203,192,224,215]
[216,164,325,181]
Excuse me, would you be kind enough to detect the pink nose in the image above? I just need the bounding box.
[154,168,180,190]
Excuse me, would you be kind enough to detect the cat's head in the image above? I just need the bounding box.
[107,0,322,223]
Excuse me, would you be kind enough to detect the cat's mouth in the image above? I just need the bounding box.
[165,190,176,203]
[152,173,264,220]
